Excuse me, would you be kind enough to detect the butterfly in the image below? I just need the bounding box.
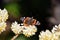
[20,17,40,25]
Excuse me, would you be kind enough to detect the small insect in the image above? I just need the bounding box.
[20,17,40,26]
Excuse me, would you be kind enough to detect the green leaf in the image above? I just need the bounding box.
[16,34,30,40]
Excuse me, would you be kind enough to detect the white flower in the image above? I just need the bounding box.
[22,25,37,37]
[0,22,7,34]
[52,27,57,33]
[52,24,60,37]
[0,8,8,22]
[52,24,60,33]
[39,30,59,40]
[11,21,23,34]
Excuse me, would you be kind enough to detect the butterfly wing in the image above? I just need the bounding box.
[35,21,40,25]
[20,17,25,22]
[27,17,33,25]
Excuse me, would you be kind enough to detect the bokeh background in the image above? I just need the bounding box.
[0,0,60,40]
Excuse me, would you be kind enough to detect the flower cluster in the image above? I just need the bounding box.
[0,22,6,33]
[0,8,8,22]
[52,24,60,36]
[39,30,59,40]
[52,24,60,32]
[11,21,37,37]
[39,24,60,40]
[11,21,23,34]
[0,8,8,34]
[22,25,37,37]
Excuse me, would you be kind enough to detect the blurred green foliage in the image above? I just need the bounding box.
[5,3,21,18]
[16,34,37,40]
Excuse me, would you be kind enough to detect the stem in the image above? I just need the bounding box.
[11,34,19,40]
